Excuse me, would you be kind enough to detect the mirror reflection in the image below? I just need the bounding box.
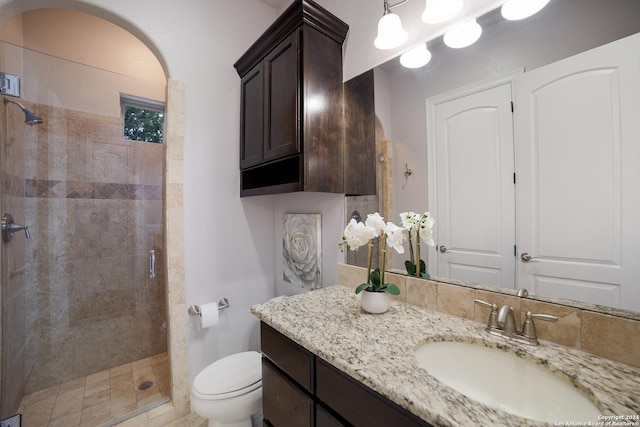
[364,0,640,314]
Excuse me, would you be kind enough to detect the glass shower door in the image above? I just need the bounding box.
[0,38,168,423]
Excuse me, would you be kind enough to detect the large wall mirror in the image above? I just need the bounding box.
[352,0,640,316]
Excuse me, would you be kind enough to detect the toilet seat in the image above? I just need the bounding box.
[192,351,262,400]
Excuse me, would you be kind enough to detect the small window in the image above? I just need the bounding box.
[121,94,165,144]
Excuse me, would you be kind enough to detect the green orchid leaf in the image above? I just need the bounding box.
[370,268,381,286]
[355,283,371,294]
[419,259,427,274]
[404,260,416,275]
[421,271,431,279]
[384,283,401,295]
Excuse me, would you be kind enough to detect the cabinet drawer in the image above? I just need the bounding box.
[316,359,430,427]
[262,358,314,427]
[261,322,314,392]
[316,405,346,427]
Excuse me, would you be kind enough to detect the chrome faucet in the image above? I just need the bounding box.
[474,299,558,346]
[497,305,518,338]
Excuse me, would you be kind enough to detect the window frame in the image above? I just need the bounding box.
[121,93,165,144]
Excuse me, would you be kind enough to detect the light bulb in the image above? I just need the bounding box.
[443,19,482,49]
[501,0,550,20]
[374,12,408,50]
[422,0,464,24]
[400,44,432,68]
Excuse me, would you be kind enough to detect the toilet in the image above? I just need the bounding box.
[191,351,262,427]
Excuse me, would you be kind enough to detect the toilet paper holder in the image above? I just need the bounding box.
[188,298,229,317]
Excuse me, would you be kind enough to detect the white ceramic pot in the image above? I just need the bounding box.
[360,290,390,314]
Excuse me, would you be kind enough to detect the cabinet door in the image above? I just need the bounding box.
[262,358,314,427]
[264,31,299,162]
[240,62,264,169]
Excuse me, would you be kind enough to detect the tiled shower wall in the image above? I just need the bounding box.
[0,101,28,417]
[21,104,167,394]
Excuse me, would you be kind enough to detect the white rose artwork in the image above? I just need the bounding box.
[282,214,321,289]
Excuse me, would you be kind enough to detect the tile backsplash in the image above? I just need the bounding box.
[337,263,640,368]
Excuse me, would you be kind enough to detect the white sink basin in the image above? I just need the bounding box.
[415,341,600,423]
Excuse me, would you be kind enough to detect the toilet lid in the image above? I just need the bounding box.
[193,351,262,397]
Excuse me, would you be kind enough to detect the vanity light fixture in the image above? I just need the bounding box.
[400,43,432,68]
[501,0,550,20]
[374,0,409,50]
[443,18,482,48]
[421,0,464,24]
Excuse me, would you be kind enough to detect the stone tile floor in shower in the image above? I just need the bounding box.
[18,352,170,427]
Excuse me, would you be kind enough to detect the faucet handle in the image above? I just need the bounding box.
[528,312,558,322]
[473,299,500,331]
[521,311,558,342]
[473,299,493,309]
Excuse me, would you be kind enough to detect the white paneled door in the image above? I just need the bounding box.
[515,33,640,311]
[429,82,516,288]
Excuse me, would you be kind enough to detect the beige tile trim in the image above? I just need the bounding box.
[101,80,189,427]
[163,80,189,420]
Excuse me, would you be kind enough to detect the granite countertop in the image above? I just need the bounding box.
[251,285,640,427]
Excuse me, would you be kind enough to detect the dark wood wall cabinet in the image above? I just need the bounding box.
[234,0,376,197]
[260,322,431,427]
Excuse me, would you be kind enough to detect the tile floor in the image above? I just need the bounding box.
[18,352,170,427]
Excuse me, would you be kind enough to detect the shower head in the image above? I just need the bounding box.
[3,97,43,126]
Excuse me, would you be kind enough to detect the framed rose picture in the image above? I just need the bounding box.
[282,213,321,289]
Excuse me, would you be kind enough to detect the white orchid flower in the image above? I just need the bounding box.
[418,214,435,247]
[365,212,387,237]
[401,212,421,240]
[342,218,374,250]
[399,211,417,230]
[385,222,406,254]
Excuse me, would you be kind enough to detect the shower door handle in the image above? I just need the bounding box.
[149,250,156,279]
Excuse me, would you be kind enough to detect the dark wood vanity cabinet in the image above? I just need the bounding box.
[234,0,375,197]
[260,322,431,427]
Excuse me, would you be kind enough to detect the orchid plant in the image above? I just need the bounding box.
[339,213,405,295]
[400,211,435,278]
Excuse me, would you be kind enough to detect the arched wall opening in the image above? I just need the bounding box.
[0,3,188,423]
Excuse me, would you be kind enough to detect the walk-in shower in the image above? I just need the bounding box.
[0,9,169,426]
[3,97,43,126]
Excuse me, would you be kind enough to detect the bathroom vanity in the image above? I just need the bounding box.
[251,286,640,427]
[260,322,427,427]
